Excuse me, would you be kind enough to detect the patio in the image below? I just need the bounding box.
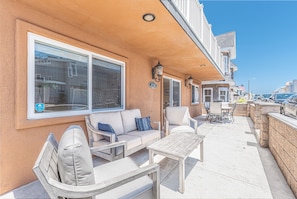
[0,116,295,199]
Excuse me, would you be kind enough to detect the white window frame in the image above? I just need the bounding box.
[27,32,125,119]
[219,87,228,102]
[163,76,181,107]
[191,84,199,104]
[203,88,213,102]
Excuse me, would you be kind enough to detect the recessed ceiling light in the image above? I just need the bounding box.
[143,13,155,22]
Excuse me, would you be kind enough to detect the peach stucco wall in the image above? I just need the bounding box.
[0,0,202,194]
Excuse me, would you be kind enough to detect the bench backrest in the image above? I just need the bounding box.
[32,133,61,199]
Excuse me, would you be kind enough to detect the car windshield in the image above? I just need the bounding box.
[262,94,271,98]
[276,93,294,99]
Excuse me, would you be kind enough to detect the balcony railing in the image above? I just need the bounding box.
[171,0,224,74]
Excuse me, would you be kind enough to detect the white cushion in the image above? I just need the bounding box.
[121,109,141,134]
[165,106,189,125]
[128,130,160,144]
[90,111,124,135]
[57,125,95,186]
[169,125,195,134]
[118,134,142,150]
[94,157,153,199]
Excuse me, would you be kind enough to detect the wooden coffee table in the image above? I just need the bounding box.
[147,132,204,193]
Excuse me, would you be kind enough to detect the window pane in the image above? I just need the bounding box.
[34,42,88,113]
[163,78,170,108]
[92,58,121,110]
[192,85,199,103]
[172,81,180,107]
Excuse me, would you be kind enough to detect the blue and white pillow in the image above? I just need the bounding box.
[98,123,118,142]
[135,116,153,131]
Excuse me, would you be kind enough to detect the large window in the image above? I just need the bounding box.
[219,87,229,102]
[191,84,199,104]
[163,77,181,108]
[28,33,125,119]
[203,88,213,102]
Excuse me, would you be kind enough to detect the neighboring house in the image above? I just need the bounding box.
[0,0,234,194]
[202,31,238,103]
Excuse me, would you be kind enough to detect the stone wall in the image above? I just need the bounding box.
[250,102,280,147]
[268,113,297,197]
[250,104,256,125]
[233,103,249,117]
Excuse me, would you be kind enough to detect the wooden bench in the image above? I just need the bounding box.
[33,126,160,199]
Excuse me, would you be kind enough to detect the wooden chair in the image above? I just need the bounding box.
[33,126,160,199]
[209,102,222,122]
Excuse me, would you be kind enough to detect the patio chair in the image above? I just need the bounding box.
[33,125,160,199]
[204,102,211,121]
[229,103,237,123]
[209,102,222,123]
[164,106,198,136]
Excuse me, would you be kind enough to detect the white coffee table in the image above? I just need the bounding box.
[147,132,204,193]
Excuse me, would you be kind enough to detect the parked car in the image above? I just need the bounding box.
[270,93,295,104]
[253,94,263,101]
[262,93,272,102]
[280,94,297,119]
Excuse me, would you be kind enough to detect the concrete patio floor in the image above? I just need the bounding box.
[1,116,295,199]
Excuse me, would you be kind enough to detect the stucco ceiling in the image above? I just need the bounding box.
[17,0,224,81]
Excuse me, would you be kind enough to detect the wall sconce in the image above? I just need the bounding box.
[185,76,193,88]
[152,61,163,82]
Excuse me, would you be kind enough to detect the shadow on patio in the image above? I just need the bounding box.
[1,116,295,199]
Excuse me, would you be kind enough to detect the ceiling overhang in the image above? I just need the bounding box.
[17,0,224,81]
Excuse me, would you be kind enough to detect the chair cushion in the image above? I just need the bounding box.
[90,111,124,135]
[165,106,189,125]
[121,109,141,133]
[118,134,142,150]
[128,130,160,144]
[94,157,153,199]
[135,116,153,131]
[98,122,119,142]
[169,125,195,134]
[57,125,95,186]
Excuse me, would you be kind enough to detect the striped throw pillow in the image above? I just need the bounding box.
[135,116,153,131]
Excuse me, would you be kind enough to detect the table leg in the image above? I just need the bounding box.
[200,140,204,162]
[178,158,185,193]
[149,149,154,164]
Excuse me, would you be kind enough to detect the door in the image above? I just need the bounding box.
[163,77,181,108]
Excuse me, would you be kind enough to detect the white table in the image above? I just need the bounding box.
[147,132,204,193]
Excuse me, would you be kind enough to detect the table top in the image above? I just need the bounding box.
[147,132,204,159]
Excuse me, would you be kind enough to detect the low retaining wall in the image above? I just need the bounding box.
[233,103,249,117]
[268,113,297,197]
[250,102,280,147]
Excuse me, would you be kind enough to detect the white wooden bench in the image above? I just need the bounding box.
[33,126,160,199]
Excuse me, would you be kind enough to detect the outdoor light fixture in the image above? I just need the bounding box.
[185,76,193,88]
[143,13,155,22]
[152,61,163,82]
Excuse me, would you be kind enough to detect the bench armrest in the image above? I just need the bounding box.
[151,120,161,131]
[48,163,160,199]
[188,117,198,134]
[90,141,127,157]
[85,116,117,146]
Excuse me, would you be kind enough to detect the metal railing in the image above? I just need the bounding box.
[172,0,224,74]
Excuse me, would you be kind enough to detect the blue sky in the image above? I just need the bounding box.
[200,0,297,94]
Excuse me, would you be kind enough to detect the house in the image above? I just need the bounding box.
[0,0,234,194]
[202,31,238,103]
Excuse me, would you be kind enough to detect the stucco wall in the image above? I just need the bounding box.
[268,113,297,197]
[0,1,202,194]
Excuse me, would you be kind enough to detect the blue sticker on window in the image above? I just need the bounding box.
[35,103,45,112]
